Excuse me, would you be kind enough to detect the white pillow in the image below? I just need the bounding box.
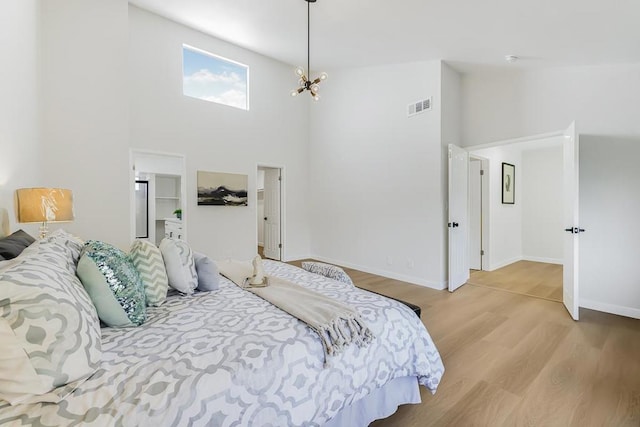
[0,234,101,405]
[159,238,198,294]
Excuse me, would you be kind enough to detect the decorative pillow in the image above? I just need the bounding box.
[159,238,198,294]
[0,236,101,405]
[301,261,354,286]
[77,241,146,327]
[44,229,84,264]
[0,229,35,260]
[193,251,220,291]
[129,240,169,306]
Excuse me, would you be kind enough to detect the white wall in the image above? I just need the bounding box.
[309,60,447,288]
[462,63,640,317]
[462,64,640,146]
[579,136,640,318]
[469,145,522,270]
[128,6,310,260]
[0,0,41,236]
[40,0,131,248]
[521,145,563,263]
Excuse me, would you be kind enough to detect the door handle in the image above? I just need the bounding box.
[453,222,459,228]
[448,222,459,228]
[264,217,268,221]
[564,227,585,234]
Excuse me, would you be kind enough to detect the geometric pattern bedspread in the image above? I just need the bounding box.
[0,260,444,427]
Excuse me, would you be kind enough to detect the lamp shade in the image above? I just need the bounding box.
[16,188,74,223]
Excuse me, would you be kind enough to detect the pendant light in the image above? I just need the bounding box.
[290,0,327,101]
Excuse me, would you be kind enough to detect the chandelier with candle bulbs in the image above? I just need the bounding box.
[290,0,327,101]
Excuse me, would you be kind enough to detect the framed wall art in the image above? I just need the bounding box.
[197,171,248,206]
[502,162,515,204]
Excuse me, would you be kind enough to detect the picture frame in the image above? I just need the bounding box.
[197,171,248,206]
[502,162,515,204]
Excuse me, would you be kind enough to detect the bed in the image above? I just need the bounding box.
[0,217,444,426]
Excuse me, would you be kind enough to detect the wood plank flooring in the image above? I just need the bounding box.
[286,258,640,427]
[468,260,563,302]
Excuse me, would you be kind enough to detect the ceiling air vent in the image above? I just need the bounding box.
[407,97,432,118]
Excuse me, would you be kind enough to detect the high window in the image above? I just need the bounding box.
[182,45,249,110]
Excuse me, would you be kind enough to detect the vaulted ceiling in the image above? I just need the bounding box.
[129,0,640,72]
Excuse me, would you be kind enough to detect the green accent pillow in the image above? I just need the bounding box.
[77,241,147,327]
[129,240,169,306]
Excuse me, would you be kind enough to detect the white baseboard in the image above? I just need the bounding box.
[310,254,447,290]
[580,299,640,320]
[522,256,563,265]
[282,253,309,262]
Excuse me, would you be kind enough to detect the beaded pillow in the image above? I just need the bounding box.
[77,240,147,327]
[129,240,169,306]
[301,261,354,286]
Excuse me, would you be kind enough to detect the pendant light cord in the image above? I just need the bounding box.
[307,0,310,75]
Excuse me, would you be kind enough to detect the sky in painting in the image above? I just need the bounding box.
[183,46,248,110]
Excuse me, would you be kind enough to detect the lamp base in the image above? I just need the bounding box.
[39,222,49,239]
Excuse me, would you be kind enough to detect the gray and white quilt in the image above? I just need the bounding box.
[0,261,444,427]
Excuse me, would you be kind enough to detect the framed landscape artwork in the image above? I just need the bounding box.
[197,171,248,206]
[502,162,515,204]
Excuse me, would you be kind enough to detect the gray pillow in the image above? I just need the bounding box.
[301,261,354,286]
[193,252,220,291]
[0,230,35,260]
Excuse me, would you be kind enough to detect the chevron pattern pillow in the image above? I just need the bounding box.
[129,240,169,306]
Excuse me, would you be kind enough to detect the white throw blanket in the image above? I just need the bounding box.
[216,259,374,361]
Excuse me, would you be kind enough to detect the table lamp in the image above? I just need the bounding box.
[16,188,74,239]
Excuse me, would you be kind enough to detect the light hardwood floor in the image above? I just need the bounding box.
[468,260,563,302]
[288,259,640,427]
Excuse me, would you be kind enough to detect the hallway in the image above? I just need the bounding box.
[467,261,562,302]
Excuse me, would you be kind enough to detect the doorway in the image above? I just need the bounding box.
[130,150,186,245]
[448,122,580,319]
[257,166,282,260]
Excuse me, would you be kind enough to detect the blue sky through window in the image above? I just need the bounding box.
[182,45,248,110]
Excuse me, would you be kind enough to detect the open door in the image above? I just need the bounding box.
[563,122,580,320]
[263,168,282,260]
[448,144,470,291]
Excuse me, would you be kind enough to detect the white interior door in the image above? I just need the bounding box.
[469,159,482,270]
[448,144,470,292]
[563,122,580,320]
[263,168,281,260]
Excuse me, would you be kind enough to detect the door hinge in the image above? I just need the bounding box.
[480,169,484,176]
[278,175,282,181]
[278,243,282,248]
[481,250,485,256]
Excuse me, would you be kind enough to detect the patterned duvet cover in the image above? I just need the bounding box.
[0,261,443,427]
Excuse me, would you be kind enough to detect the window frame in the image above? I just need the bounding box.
[182,44,250,111]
